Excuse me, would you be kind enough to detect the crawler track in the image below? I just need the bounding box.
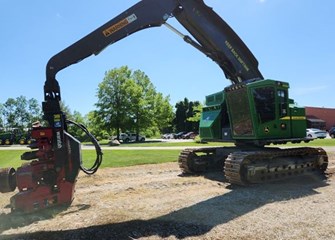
[178,147,220,173]
[178,147,328,185]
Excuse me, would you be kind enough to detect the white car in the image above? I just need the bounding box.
[306,128,327,139]
[162,133,175,139]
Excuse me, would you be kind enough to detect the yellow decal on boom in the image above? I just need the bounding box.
[225,40,250,72]
[103,14,137,37]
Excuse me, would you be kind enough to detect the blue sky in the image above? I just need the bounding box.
[1,0,334,115]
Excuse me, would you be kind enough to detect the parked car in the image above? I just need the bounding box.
[306,128,327,139]
[329,127,335,138]
[112,132,145,143]
[174,131,187,139]
[182,131,198,139]
[162,133,175,139]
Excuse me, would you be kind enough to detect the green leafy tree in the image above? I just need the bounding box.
[27,98,42,124]
[85,110,109,140]
[174,98,201,132]
[129,70,153,140]
[3,98,16,128]
[1,96,42,129]
[95,66,174,139]
[187,102,203,123]
[174,98,189,132]
[14,96,29,128]
[152,93,174,135]
[129,70,174,139]
[96,66,133,139]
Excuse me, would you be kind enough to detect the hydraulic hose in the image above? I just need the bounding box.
[66,119,103,175]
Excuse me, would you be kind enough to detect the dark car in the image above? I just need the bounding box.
[329,127,335,138]
[182,131,198,139]
[174,131,186,139]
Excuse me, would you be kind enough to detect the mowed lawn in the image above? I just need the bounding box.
[0,149,181,169]
[82,149,180,169]
[99,138,335,147]
[0,138,334,169]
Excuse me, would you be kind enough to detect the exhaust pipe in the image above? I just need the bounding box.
[0,167,16,193]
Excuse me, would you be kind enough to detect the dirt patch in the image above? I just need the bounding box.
[0,154,334,240]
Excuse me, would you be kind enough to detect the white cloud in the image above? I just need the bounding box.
[259,0,266,3]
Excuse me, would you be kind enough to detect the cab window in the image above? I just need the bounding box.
[253,87,276,123]
[277,89,288,118]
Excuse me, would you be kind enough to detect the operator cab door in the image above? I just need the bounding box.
[251,84,291,140]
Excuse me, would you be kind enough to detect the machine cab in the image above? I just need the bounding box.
[225,79,307,142]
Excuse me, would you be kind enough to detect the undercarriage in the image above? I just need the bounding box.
[178,146,328,185]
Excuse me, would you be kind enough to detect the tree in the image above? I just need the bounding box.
[129,70,174,139]
[174,98,188,132]
[95,66,174,139]
[96,66,134,139]
[129,70,154,139]
[14,96,29,128]
[152,93,174,135]
[27,98,42,124]
[173,98,201,133]
[3,98,16,128]
[86,110,108,140]
[187,102,203,123]
[1,96,42,130]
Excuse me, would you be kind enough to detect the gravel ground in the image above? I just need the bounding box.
[0,151,334,240]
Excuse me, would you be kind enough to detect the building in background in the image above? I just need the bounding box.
[305,107,335,130]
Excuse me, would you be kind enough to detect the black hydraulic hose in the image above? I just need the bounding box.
[66,119,103,175]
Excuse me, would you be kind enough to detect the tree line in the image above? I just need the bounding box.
[0,96,41,131]
[0,66,202,140]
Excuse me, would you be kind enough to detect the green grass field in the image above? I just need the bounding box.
[103,138,335,147]
[82,149,180,169]
[0,138,334,169]
[0,149,180,169]
[0,150,27,168]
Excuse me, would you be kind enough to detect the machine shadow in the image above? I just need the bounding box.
[1,174,329,240]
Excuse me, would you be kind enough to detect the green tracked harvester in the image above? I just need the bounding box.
[179,79,328,185]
